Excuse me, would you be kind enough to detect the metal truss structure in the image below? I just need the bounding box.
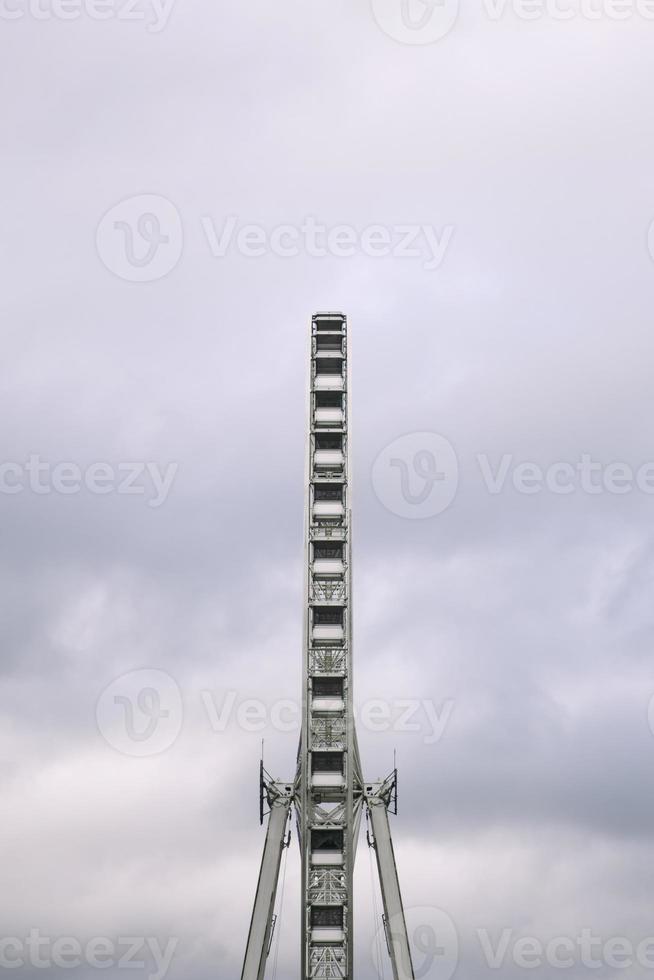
[241,314,415,980]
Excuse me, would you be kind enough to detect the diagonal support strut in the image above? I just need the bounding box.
[241,781,293,980]
[367,780,416,980]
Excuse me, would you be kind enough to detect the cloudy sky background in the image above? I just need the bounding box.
[2,2,654,978]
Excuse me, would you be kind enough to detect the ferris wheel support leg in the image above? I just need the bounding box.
[241,791,292,980]
[368,795,415,980]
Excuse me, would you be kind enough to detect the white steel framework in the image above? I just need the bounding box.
[241,313,415,980]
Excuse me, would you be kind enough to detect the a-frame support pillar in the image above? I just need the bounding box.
[241,787,292,980]
[368,794,415,980]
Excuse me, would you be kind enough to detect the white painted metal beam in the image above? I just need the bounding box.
[241,798,291,980]
[368,797,415,980]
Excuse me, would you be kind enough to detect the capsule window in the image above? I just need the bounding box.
[315,318,344,332]
[314,484,343,502]
[313,542,344,560]
[313,677,344,698]
[312,752,344,773]
[314,607,344,626]
[315,391,343,409]
[311,828,344,850]
[315,433,343,452]
[311,906,344,928]
[315,358,343,376]
[316,334,343,352]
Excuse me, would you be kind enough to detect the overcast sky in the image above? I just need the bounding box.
[2,2,654,979]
